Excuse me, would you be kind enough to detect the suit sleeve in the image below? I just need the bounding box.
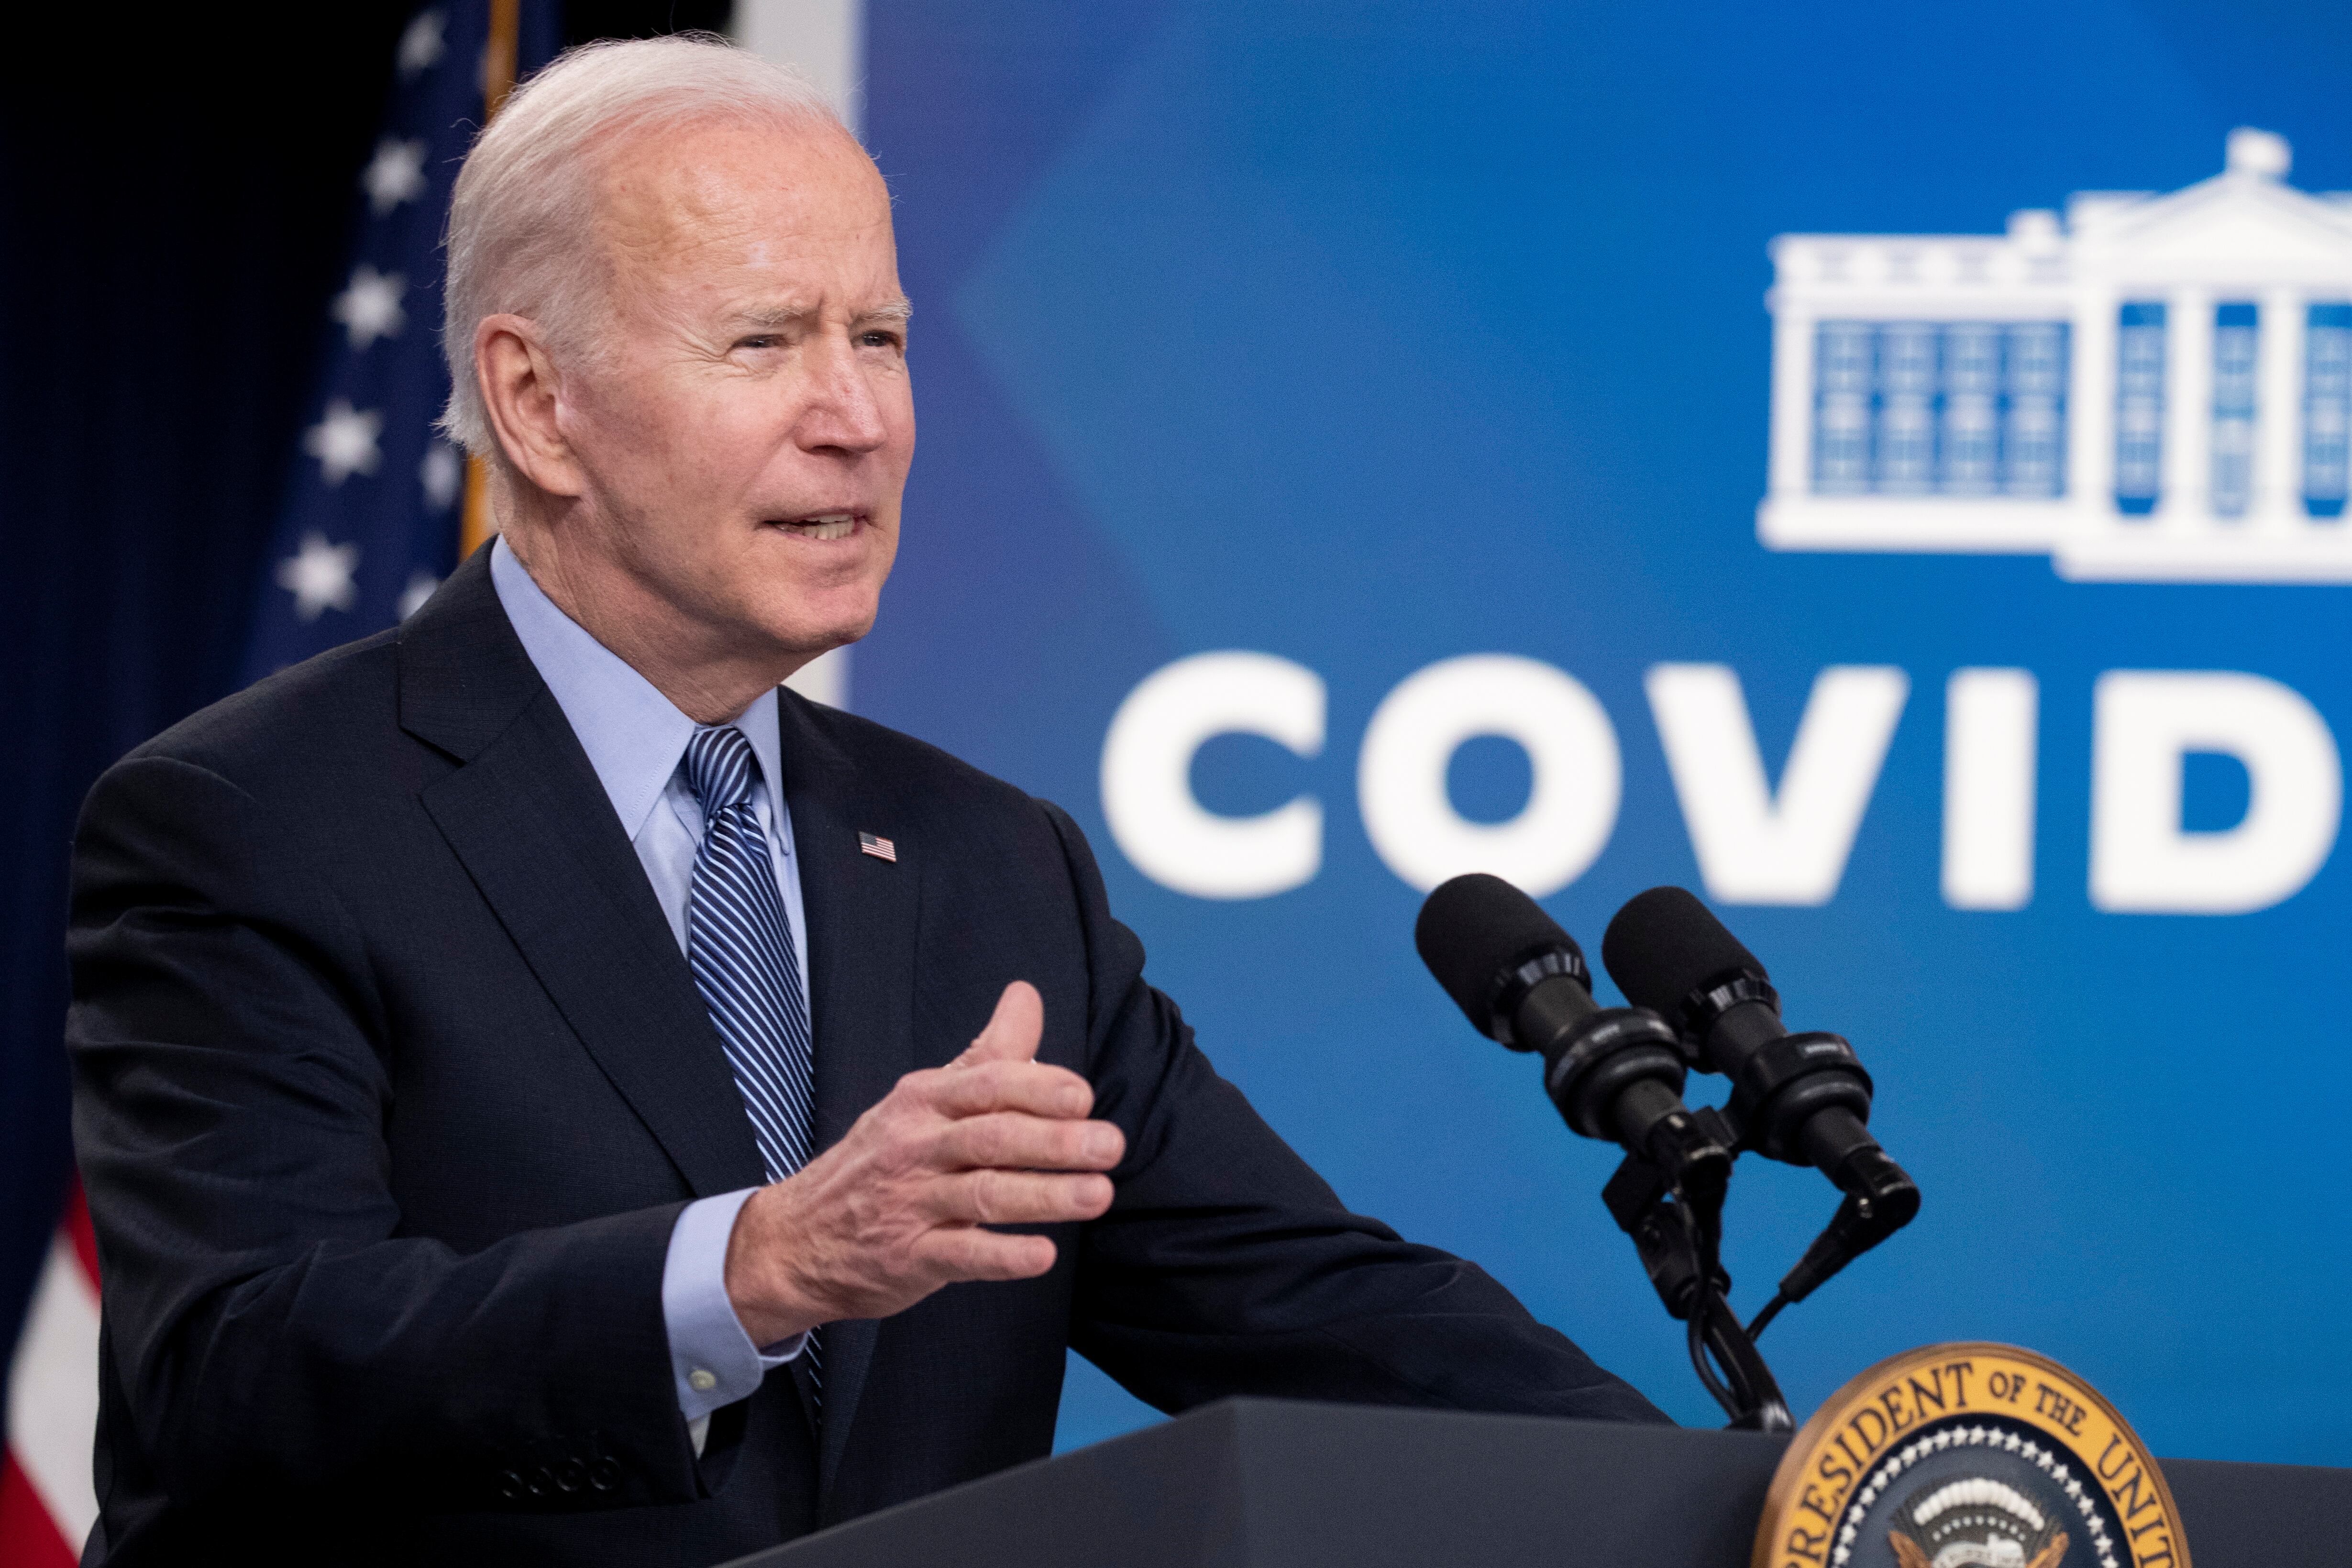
[66,753,708,1513]
[1035,802,1670,1425]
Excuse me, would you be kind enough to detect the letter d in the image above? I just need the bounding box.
[2090,671,2341,914]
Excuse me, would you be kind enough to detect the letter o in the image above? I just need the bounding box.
[1357,654,1621,895]
[1100,651,1325,899]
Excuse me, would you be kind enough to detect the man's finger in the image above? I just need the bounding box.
[912,1226,1059,1282]
[927,1168,1116,1227]
[920,1058,1094,1121]
[932,1111,1124,1174]
[952,981,1044,1068]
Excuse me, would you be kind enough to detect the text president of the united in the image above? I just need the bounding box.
[65,33,1664,1567]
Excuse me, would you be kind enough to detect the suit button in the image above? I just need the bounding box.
[527,1466,556,1497]
[498,1470,526,1501]
[555,1458,587,1494]
[588,1458,623,1494]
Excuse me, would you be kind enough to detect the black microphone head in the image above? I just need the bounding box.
[1415,873,1585,1042]
[1601,886,1765,1029]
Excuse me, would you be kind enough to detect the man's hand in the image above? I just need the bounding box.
[724,981,1124,1345]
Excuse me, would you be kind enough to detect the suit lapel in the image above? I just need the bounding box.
[400,552,767,1200]
[405,557,918,1480]
[776,690,921,1497]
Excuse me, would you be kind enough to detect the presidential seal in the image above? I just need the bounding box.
[1753,1344,2187,1568]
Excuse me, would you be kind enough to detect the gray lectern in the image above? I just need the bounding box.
[724,1398,2351,1568]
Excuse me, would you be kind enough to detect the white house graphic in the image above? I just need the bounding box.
[1759,130,2352,582]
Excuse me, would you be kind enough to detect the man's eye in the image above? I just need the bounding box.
[859,331,904,350]
[737,336,780,351]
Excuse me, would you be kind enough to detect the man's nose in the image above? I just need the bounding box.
[795,334,892,455]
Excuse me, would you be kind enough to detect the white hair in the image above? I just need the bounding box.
[438,32,849,456]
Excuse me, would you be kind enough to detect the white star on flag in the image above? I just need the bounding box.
[397,8,447,76]
[331,265,406,350]
[304,398,384,485]
[398,569,441,620]
[362,137,429,216]
[275,532,361,621]
[303,399,381,484]
[420,442,463,511]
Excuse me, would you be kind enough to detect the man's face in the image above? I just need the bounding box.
[553,116,913,669]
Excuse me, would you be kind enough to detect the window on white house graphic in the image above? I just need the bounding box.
[2211,301,2258,519]
[1810,321,2069,499]
[2115,302,2166,515]
[2305,302,2351,518]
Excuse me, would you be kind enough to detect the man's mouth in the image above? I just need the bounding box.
[773,512,860,541]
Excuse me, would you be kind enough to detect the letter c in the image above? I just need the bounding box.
[1100,651,1324,899]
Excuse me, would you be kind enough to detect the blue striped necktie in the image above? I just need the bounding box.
[681,724,820,1405]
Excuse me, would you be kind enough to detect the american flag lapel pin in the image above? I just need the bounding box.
[858,831,898,863]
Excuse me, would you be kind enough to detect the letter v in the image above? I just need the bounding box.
[1646,664,1909,905]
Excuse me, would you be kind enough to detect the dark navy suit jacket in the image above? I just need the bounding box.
[64,548,1663,1566]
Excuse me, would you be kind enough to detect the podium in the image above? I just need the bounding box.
[729,1398,2352,1568]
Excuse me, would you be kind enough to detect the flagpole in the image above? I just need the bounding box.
[458,0,524,563]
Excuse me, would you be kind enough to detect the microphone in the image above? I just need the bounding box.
[1601,887,1920,1308]
[1415,874,1729,1202]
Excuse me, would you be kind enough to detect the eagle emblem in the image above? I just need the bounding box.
[1889,1477,2068,1568]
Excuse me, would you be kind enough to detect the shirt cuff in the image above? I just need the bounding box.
[662,1188,806,1425]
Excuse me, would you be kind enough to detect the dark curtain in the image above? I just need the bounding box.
[0,0,731,1402]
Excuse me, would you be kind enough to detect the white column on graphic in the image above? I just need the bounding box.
[1767,283,1816,502]
[740,0,866,708]
[2161,287,2212,531]
[2070,287,2119,534]
[2256,288,2304,531]
[1942,668,2038,910]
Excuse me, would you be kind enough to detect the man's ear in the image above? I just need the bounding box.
[475,314,585,498]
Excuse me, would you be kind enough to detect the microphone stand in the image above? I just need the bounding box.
[1600,1106,1795,1432]
[1600,1097,1921,1431]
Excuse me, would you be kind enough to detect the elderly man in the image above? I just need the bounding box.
[65,34,1662,1568]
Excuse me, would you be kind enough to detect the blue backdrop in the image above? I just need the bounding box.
[856,0,2352,1462]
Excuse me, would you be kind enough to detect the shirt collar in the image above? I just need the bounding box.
[490,536,784,839]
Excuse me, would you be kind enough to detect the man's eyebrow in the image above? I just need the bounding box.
[722,298,914,331]
[727,305,816,331]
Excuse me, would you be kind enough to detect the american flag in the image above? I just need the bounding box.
[0,1185,97,1568]
[0,8,557,1560]
[240,0,558,682]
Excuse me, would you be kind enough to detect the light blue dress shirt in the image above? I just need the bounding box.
[490,539,806,1444]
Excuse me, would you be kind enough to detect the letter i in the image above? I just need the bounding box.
[1942,669,2037,910]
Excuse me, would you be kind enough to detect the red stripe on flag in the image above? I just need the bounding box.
[63,1181,98,1290]
[0,1449,78,1568]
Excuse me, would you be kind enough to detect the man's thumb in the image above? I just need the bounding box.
[956,981,1044,1066]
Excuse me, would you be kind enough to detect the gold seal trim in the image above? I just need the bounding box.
[1753,1342,2188,1568]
